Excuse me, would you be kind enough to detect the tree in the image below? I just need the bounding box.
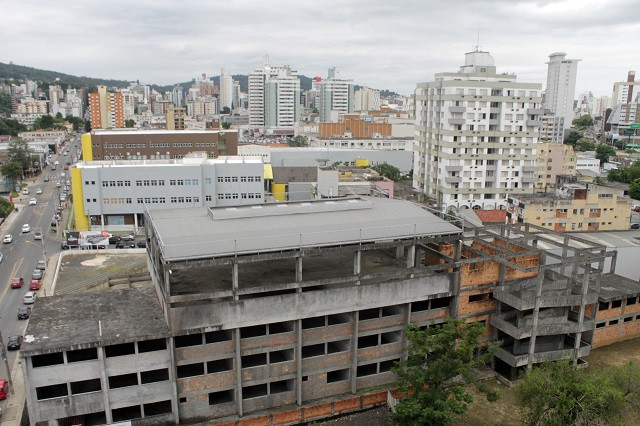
[372,163,402,181]
[0,197,13,218]
[515,361,631,426]
[391,318,497,426]
[629,178,640,200]
[221,106,231,114]
[84,120,92,132]
[124,119,135,128]
[563,131,582,147]
[289,135,308,147]
[595,144,616,165]
[55,112,63,119]
[0,118,27,136]
[7,138,31,172]
[33,114,55,130]
[592,176,606,185]
[575,138,596,152]
[0,161,23,190]
[572,115,594,129]
[221,122,232,129]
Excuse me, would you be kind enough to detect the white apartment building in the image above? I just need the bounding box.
[311,138,413,151]
[219,68,233,111]
[248,55,301,128]
[592,96,612,118]
[317,68,354,123]
[538,111,564,142]
[414,50,543,210]
[612,71,639,104]
[576,154,600,174]
[354,87,381,112]
[543,52,579,141]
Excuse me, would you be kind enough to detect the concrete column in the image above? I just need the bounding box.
[354,250,361,285]
[449,239,463,318]
[610,250,617,274]
[296,319,302,405]
[134,213,139,231]
[100,214,105,229]
[395,246,404,259]
[573,270,591,365]
[166,337,180,424]
[402,303,411,361]
[406,244,416,269]
[234,328,243,417]
[350,311,359,394]
[296,256,303,285]
[22,356,37,426]
[232,263,239,301]
[98,347,113,423]
[527,274,544,371]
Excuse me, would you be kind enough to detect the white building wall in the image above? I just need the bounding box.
[544,52,580,127]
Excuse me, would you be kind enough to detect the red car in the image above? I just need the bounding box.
[0,379,8,400]
[64,165,69,170]
[10,277,23,289]
[29,279,41,291]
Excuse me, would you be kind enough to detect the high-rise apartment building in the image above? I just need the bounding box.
[248,55,300,128]
[165,104,185,130]
[543,52,579,139]
[414,50,543,210]
[317,68,354,123]
[48,85,63,116]
[89,85,125,129]
[232,81,241,110]
[612,71,639,104]
[354,87,382,112]
[219,68,233,112]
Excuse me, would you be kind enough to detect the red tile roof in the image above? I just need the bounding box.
[474,209,507,224]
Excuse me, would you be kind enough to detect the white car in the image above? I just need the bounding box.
[3,234,12,244]
[36,189,42,195]
[21,224,31,233]
[28,198,37,206]
[22,188,29,195]
[0,252,3,263]
[54,161,59,165]
[23,292,36,304]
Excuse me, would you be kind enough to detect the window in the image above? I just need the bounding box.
[36,383,68,400]
[207,358,233,373]
[138,338,166,353]
[105,342,135,358]
[241,353,267,367]
[177,362,205,378]
[175,333,202,348]
[205,195,212,202]
[67,348,98,363]
[140,368,169,384]
[609,319,619,326]
[70,378,101,395]
[209,390,234,405]
[108,373,138,389]
[327,369,349,383]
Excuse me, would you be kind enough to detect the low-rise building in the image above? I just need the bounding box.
[576,154,600,175]
[310,138,413,151]
[535,142,576,191]
[507,177,632,231]
[270,147,413,173]
[590,275,640,348]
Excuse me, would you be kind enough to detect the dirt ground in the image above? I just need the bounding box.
[56,253,147,293]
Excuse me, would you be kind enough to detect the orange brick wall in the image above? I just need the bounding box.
[592,297,640,348]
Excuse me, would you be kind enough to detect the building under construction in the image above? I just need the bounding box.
[20,196,637,425]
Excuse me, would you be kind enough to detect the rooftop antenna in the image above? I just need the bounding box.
[474,29,482,52]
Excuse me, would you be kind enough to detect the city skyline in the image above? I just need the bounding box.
[1,0,638,97]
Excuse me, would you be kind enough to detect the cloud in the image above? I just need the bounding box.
[1,0,638,96]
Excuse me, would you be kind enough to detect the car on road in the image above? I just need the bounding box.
[0,379,7,400]
[3,234,12,244]
[137,240,147,248]
[28,198,37,205]
[61,241,79,250]
[56,181,61,187]
[66,161,71,165]
[10,277,24,289]
[116,241,136,249]
[633,205,640,212]
[17,306,31,320]
[37,259,46,270]
[51,166,56,171]
[29,280,41,291]
[108,235,121,244]
[120,233,135,241]
[7,335,23,351]
[22,224,31,233]
[23,291,37,304]
[43,177,49,182]
[32,269,43,280]
[22,188,29,195]
[36,188,42,195]
[34,229,43,240]
[64,165,69,170]
[0,252,3,263]
[54,160,59,165]
[631,223,640,229]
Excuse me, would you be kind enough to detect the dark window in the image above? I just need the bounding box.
[105,342,135,357]
[469,292,493,302]
[140,368,169,384]
[381,331,401,344]
[108,373,138,389]
[357,363,377,377]
[70,379,101,395]
[598,301,609,311]
[609,319,619,326]
[411,300,430,312]
[358,334,379,348]
[36,383,68,400]
[327,339,349,354]
[327,368,350,383]
[175,333,202,348]
[209,389,234,405]
[144,400,172,416]
[302,316,325,329]
[242,383,268,399]
[627,297,637,306]
[302,343,325,358]
[66,348,98,363]
[179,397,187,404]
[138,339,166,353]
[241,325,267,338]
[595,322,606,329]
[32,352,64,367]
[269,321,294,334]
[112,405,142,422]
[241,353,267,368]
[270,379,294,394]
[176,362,205,378]
[205,330,232,343]
[379,358,400,373]
[624,316,633,323]
[612,300,622,309]
[381,305,403,316]
[207,358,233,373]
[359,308,380,320]
[269,349,294,363]
[431,297,450,309]
[327,313,350,325]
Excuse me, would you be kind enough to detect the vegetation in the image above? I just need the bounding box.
[595,144,616,165]
[391,318,498,426]
[1,161,23,190]
[0,61,130,89]
[0,91,12,116]
[629,178,640,200]
[515,361,640,426]
[124,119,135,128]
[221,121,232,129]
[0,118,28,136]
[372,163,403,181]
[563,131,582,147]
[289,135,308,147]
[607,160,640,184]
[592,176,607,185]
[572,114,594,129]
[84,120,92,132]
[220,106,231,114]
[574,138,596,152]
[0,197,14,218]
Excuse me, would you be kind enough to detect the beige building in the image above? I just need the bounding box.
[507,177,631,232]
[165,104,185,130]
[535,142,576,191]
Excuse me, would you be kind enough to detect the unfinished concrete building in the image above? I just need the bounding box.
[21,196,633,425]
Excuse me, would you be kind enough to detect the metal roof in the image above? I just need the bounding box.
[148,196,462,262]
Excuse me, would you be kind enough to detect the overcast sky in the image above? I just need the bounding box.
[1,0,638,97]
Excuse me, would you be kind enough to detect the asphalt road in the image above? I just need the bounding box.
[0,136,78,407]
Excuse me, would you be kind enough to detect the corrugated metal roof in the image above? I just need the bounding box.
[149,197,461,262]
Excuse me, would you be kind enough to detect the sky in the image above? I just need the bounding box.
[1,0,638,97]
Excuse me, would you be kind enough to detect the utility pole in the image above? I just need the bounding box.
[0,332,15,395]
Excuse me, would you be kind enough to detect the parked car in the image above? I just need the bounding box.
[36,188,42,195]
[32,269,43,281]
[0,252,3,263]
[137,240,147,248]
[28,198,37,205]
[3,234,12,244]
[7,335,22,351]
[116,241,136,249]
[22,188,29,195]
[37,260,46,270]
[632,205,640,212]
[0,379,8,400]
[29,280,41,291]
[10,277,24,289]
[631,223,640,230]
[54,160,59,165]
[23,291,37,304]
[108,235,121,244]
[17,306,30,320]
[61,241,79,250]
[120,233,135,241]
[22,224,31,233]
[43,177,49,182]
[64,165,69,170]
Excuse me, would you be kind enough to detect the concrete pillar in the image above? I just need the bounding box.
[22,356,37,426]
[402,303,411,361]
[449,239,463,318]
[232,263,239,301]
[573,270,591,365]
[100,214,105,229]
[354,250,361,285]
[526,274,544,371]
[350,311,359,394]
[395,245,404,259]
[406,245,416,269]
[234,328,243,417]
[296,256,303,285]
[296,319,303,405]
[98,347,113,423]
[166,337,180,424]
[610,250,617,274]
[134,213,139,231]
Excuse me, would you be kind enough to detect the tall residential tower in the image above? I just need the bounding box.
[317,68,354,123]
[89,85,125,129]
[219,68,233,112]
[543,52,580,139]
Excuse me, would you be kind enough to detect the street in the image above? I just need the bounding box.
[0,136,78,412]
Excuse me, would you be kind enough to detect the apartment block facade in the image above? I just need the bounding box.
[544,52,580,130]
[89,85,125,129]
[317,68,354,123]
[535,142,576,191]
[414,50,543,210]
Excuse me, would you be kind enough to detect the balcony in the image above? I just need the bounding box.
[490,312,595,340]
[494,340,591,367]
[449,118,465,125]
[489,119,501,125]
[445,165,463,172]
[493,278,598,310]
[527,108,544,115]
[448,106,466,113]
[521,176,537,183]
[526,119,540,127]
[445,176,462,184]
[522,165,538,172]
